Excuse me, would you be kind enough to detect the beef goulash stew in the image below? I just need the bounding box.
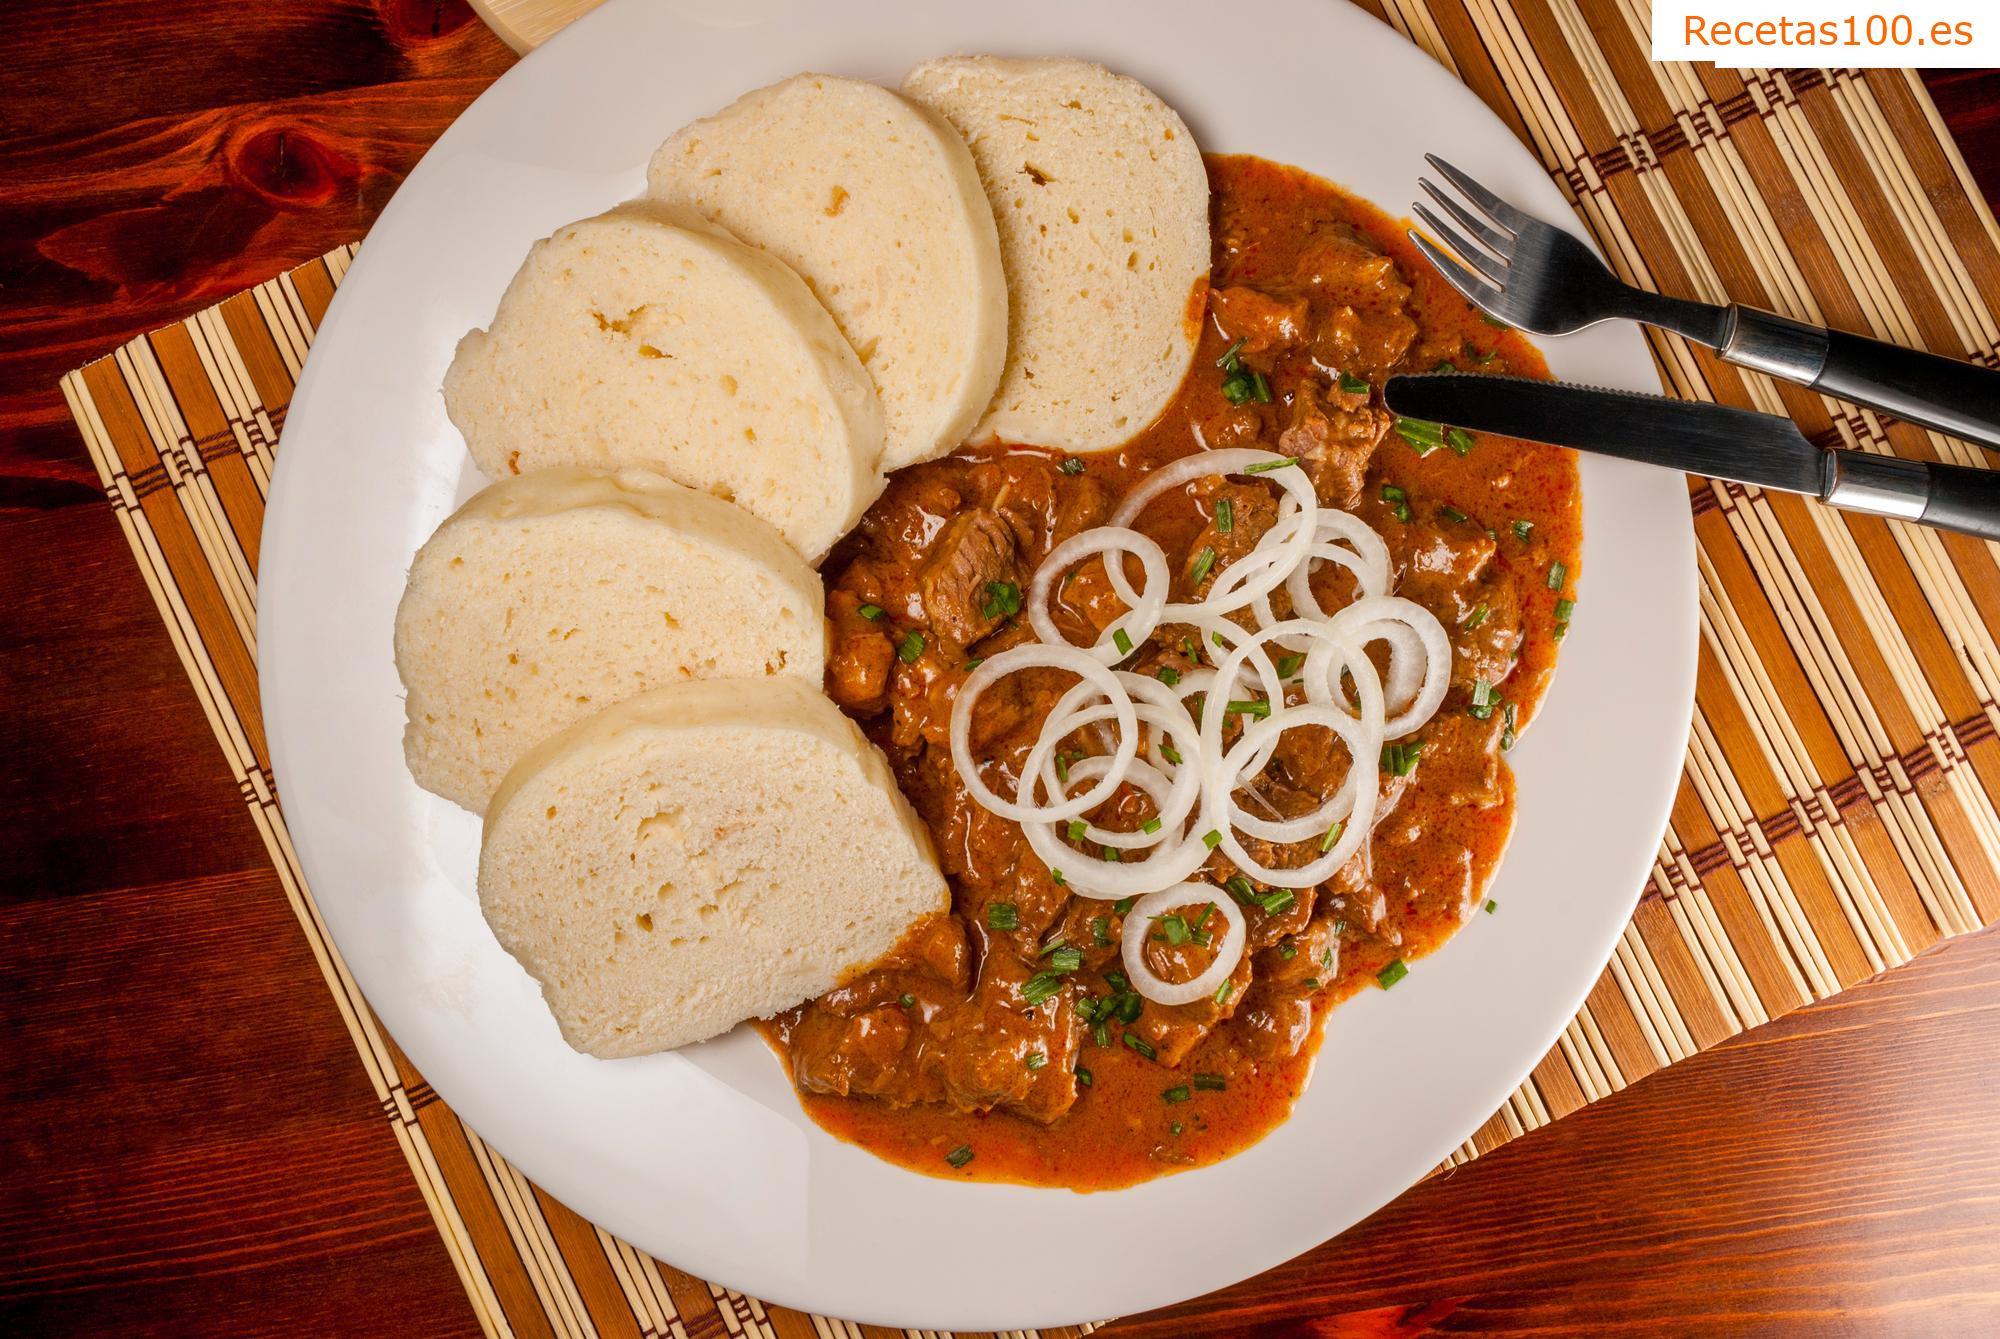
[765,155,1581,1190]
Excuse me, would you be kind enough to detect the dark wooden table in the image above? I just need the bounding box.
[4,6,1999,1333]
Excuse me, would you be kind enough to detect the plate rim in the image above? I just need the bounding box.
[258,0,1698,1327]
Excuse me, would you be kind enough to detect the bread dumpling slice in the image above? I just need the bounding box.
[647,73,1007,471]
[479,676,949,1058]
[443,202,885,560]
[395,467,824,813]
[903,57,1209,454]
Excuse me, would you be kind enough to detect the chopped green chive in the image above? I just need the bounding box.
[987,902,1019,931]
[1243,456,1298,474]
[1123,1033,1157,1060]
[1055,752,1071,784]
[945,1145,975,1168]
[1462,603,1491,630]
[1381,740,1424,776]
[1101,846,1121,863]
[1228,370,1272,404]
[1216,497,1235,534]
[962,657,984,670]
[1216,336,1248,371]
[1059,456,1086,476]
[1377,958,1410,989]
[1548,560,1568,591]
[1226,699,1271,720]
[1076,1066,1094,1087]
[1447,427,1476,457]
[1092,1020,1110,1048]
[1154,914,1190,946]
[1116,991,1142,1023]
[1214,979,1236,1006]
[856,603,886,621]
[1485,899,1499,914]
[900,992,916,1008]
[1049,946,1084,973]
[1156,665,1182,687]
[1320,820,1345,852]
[1067,819,1087,841]
[1051,868,1066,886]
[1190,904,1214,934]
[1277,652,1305,679]
[1439,505,1468,524]
[1112,627,1135,656]
[1026,1051,1048,1071]
[1021,972,1065,1006]
[1501,701,1519,751]
[1257,889,1296,916]
[1141,817,1164,834]
[1203,829,1223,849]
[1467,678,1498,721]
[1163,1085,1191,1104]
[897,630,926,662]
[1159,742,1184,766]
[1554,597,1576,640]
[1190,546,1218,586]
[1380,482,1411,523]
[1482,312,1511,328]
[1303,977,1322,989]
[1339,371,1370,395]
[1225,875,1256,903]
[1091,916,1111,945]
[1433,359,1457,373]
[1114,897,1136,917]
[981,581,1022,620]
[1394,417,1444,456]
[1212,630,1228,648]
[1512,519,1534,544]
[1279,941,1298,960]
[1193,1073,1227,1091]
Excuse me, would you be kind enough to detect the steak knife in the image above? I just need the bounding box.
[1382,374,2000,542]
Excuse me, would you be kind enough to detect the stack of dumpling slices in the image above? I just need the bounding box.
[398,59,1211,1058]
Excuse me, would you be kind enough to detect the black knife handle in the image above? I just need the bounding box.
[1722,307,2000,455]
[1918,459,2000,542]
[1827,451,2000,541]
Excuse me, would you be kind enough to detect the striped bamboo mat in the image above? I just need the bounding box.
[59,2,2000,1333]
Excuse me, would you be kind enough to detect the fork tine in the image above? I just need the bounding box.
[1406,229,1512,321]
[1419,178,1515,256]
[1424,154,1537,235]
[1413,205,1509,288]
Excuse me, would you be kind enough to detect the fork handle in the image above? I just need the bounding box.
[1721,307,2000,454]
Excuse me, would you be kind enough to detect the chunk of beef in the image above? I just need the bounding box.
[1279,390,1391,512]
[789,1002,928,1104]
[1378,506,1526,691]
[935,952,1079,1123]
[1311,305,1420,377]
[824,590,896,714]
[919,508,1020,648]
[1187,477,1279,572]
[1295,224,1409,300]
[1210,284,1310,357]
[1200,405,1265,450]
[1238,915,1341,1061]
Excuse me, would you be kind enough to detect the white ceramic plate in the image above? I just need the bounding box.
[259,0,1696,1328]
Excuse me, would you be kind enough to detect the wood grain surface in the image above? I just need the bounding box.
[3,2,2000,1334]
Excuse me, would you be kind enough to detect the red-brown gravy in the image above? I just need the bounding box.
[763,154,1579,1190]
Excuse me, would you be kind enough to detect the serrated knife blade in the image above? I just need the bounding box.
[1383,373,1832,497]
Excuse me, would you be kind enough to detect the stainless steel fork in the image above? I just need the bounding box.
[1409,154,2000,453]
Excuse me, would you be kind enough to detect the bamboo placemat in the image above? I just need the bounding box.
[59,2,2000,1333]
